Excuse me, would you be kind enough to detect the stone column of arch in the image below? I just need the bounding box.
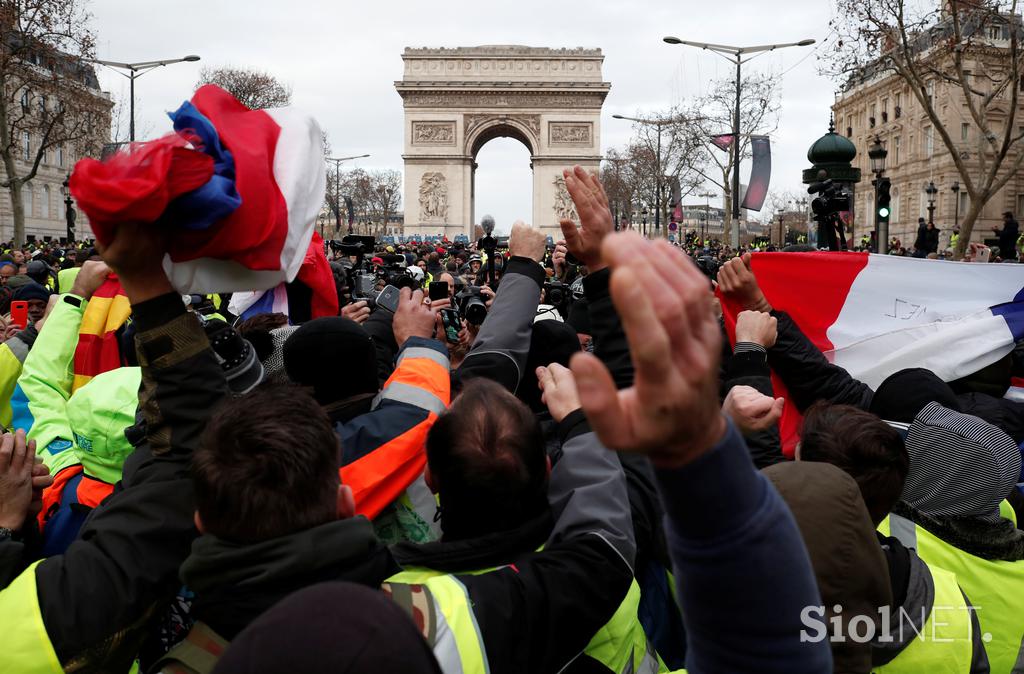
[395,46,611,240]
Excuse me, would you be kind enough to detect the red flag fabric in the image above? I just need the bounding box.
[297,232,340,319]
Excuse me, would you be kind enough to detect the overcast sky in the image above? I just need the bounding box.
[89,0,840,232]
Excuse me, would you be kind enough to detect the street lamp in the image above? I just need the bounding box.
[951,181,960,230]
[868,136,888,253]
[641,209,649,237]
[61,174,75,242]
[698,191,716,242]
[612,112,686,238]
[663,36,815,249]
[925,181,938,225]
[91,55,201,142]
[326,154,371,235]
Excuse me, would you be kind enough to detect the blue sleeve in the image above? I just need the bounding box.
[655,420,832,674]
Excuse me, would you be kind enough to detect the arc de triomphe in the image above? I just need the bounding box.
[395,46,611,238]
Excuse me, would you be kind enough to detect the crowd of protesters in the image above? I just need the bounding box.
[0,164,1021,674]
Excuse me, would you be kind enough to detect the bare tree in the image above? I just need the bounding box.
[329,168,402,237]
[365,169,402,236]
[0,0,109,243]
[826,0,1024,258]
[196,66,292,109]
[691,74,780,244]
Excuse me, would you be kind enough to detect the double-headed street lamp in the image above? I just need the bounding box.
[611,112,686,239]
[662,36,815,248]
[868,136,888,253]
[91,55,201,142]
[326,154,371,235]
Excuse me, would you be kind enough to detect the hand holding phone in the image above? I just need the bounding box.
[9,301,28,329]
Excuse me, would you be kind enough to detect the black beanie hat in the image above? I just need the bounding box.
[283,317,377,407]
[869,368,962,423]
[12,281,50,304]
[519,320,583,413]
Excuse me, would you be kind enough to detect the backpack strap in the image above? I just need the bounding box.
[151,622,229,674]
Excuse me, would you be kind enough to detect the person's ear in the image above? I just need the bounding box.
[337,484,356,519]
[424,464,438,494]
[193,511,205,533]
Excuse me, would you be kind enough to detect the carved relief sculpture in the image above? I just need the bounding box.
[550,122,592,145]
[412,121,456,145]
[419,172,449,221]
[553,175,578,222]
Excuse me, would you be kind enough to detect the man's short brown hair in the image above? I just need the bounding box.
[193,385,340,543]
[800,403,908,526]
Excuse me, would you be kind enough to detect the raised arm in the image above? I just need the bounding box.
[571,233,832,674]
[458,221,546,393]
[0,223,230,671]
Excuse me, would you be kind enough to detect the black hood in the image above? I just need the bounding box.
[181,517,398,639]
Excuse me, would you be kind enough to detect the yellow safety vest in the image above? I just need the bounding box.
[871,562,973,673]
[57,267,80,295]
[0,561,63,673]
[879,510,1024,673]
[387,564,660,674]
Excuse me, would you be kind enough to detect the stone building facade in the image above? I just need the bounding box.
[832,23,1024,251]
[0,62,111,243]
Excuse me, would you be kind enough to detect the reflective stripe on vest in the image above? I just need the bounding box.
[0,561,62,673]
[880,513,1024,673]
[872,564,973,673]
[389,569,488,674]
[388,565,656,674]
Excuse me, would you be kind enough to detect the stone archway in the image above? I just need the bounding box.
[395,46,611,238]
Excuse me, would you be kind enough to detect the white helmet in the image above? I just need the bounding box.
[406,265,425,282]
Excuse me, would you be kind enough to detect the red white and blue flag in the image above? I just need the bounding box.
[71,85,326,295]
[721,252,1024,454]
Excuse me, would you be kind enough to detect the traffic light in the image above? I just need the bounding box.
[877,178,892,220]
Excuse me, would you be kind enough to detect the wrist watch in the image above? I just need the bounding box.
[0,527,20,542]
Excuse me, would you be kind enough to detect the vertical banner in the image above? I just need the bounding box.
[670,177,683,222]
[741,135,771,212]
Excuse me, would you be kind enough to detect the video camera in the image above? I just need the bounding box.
[808,179,851,252]
[456,285,489,326]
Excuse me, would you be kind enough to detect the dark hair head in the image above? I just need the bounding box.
[193,385,340,543]
[426,379,548,539]
[799,402,908,525]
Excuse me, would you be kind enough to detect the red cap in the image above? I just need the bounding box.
[436,247,445,254]
[371,257,383,266]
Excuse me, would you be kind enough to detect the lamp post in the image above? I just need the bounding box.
[612,113,686,238]
[868,136,888,253]
[641,209,649,237]
[698,191,715,242]
[663,36,814,249]
[951,181,960,230]
[326,154,370,235]
[61,174,75,242]
[925,181,938,225]
[91,55,201,142]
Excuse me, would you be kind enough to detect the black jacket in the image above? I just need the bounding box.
[180,517,399,641]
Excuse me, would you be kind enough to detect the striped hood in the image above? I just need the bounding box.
[901,402,1021,523]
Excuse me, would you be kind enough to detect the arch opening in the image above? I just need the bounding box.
[473,135,533,233]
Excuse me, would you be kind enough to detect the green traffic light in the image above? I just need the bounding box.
[878,207,890,218]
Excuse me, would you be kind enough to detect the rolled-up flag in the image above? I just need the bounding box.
[70,85,326,295]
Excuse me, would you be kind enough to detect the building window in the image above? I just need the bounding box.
[961,123,970,141]
[893,137,901,164]
[847,126,853,138]
[990,25,1003,40]
[892,187,900,223]
[23,183,33,217]
[20,90,30,113]
[22,131,30,160]
[924,126,934,158]
[57,144,64,168]
[41,185,50,219]
[38,95,47,117]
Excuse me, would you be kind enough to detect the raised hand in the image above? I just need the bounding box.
[536,363,582,423]
[392,287,439,347]
[508,220,547,263]
[559,165,613,272]
[734,310,778,348]
[69,260,112,301]
[341,300,371,325]
[0,430,37,531]
[716,253,772,313]
[722,385,784,435]
[570,232,726,468]
[96,221,172,303]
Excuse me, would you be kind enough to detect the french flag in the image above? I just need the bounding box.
[721,252,1024,454]
[71,85,326,295]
